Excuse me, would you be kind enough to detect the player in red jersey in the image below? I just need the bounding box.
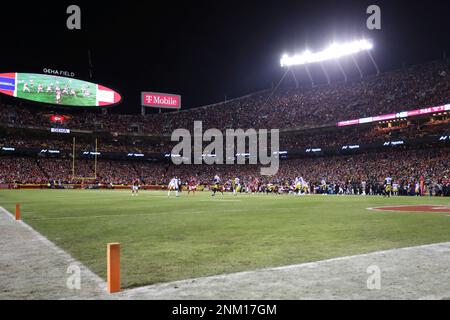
[187,177,197,195]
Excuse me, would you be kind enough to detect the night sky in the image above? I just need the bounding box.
[1,0,450,113]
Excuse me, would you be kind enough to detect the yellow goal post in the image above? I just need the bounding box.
[71,136,99,181]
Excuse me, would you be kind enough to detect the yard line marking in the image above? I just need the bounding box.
[21,210,247,221]
[24,212,204,221]
[19,206,322,221]
[200,199,242,202]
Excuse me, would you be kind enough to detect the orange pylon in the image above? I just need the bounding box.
[15,203,20,220]
[107,243,121,293]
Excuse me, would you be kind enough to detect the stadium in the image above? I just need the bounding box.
[1,1,450,303]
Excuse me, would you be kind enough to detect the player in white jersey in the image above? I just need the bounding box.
[37,84,43,93]
[384,176,392,197]
[294,177,304,195]
[320,179,327,194]
[23,82,31,92]
[131,179,140,196]
[168,177,179,197]
[70,88,76,96]
[415,182,420,196]
[392,182,399,196]
[302,181,310,195]
[211,175,223,196]
[56,90,61,104]
[232,177,241,196]
[361,181,367,195]
[46,83,53,93]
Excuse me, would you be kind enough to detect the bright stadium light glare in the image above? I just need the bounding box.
[280,39,373,67]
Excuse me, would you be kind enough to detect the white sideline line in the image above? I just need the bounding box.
[0,206,106,290]
[15,209,248,221]
[14,206,327,221]
[24,211,212,221]
[120,240,450,298]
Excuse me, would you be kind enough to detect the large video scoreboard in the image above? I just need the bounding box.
[0,72,121,107]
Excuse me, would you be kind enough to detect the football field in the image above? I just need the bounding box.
[1,189,450,289]
[16,73,97,106]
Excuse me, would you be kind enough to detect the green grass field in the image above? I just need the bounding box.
[1,189,450,288]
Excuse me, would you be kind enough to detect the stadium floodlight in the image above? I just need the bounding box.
[280,39,373,67]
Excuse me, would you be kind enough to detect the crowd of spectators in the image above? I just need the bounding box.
[280,117,450,150]
[1,59,449,135]
[1,147,448,196]
[0,134,169,153]
[1,116,448,155]
[1,58,449,195]
[0,157,47,184]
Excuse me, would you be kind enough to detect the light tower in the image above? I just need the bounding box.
[280,39,379,86]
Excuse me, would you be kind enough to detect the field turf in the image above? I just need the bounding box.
[1,189,450,289]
